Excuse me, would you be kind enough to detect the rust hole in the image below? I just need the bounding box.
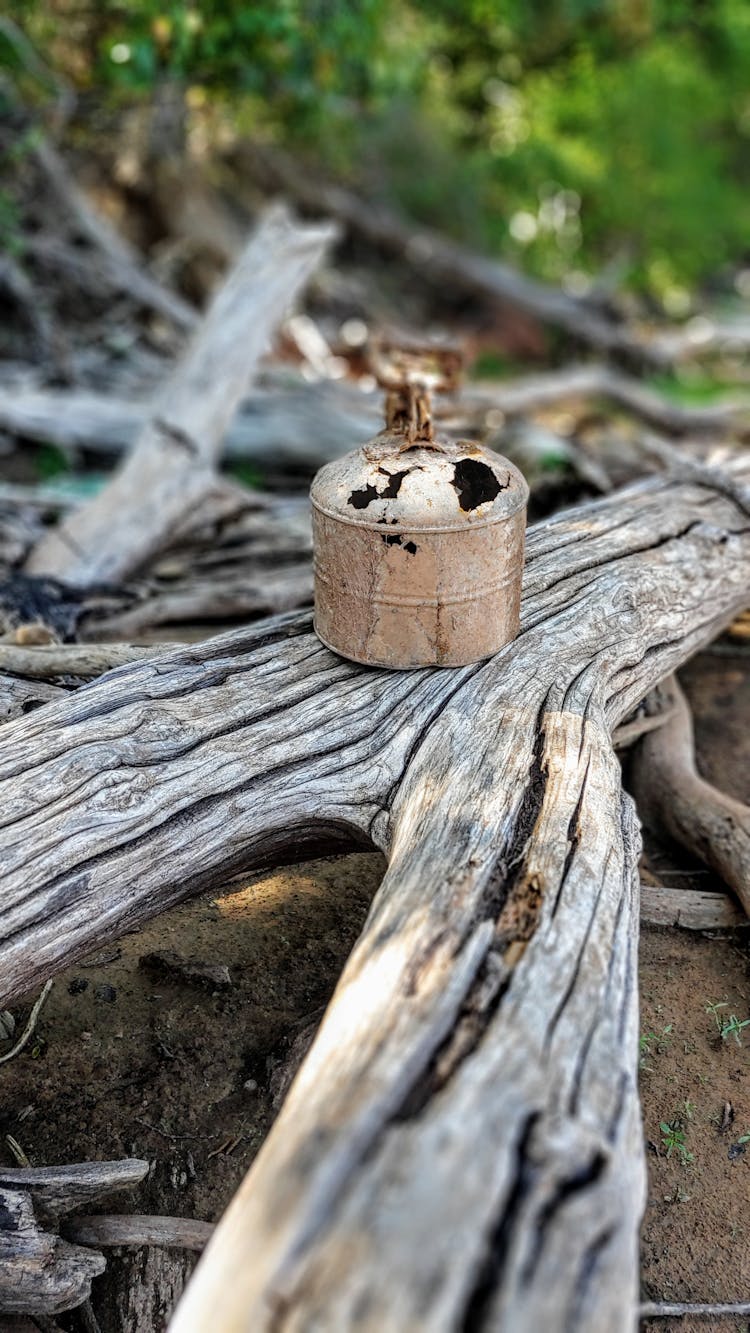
[451,458,506,512]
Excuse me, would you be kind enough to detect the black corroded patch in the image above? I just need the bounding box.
[349,468,411,509]
[451,458,507,512]
[381,533,418,554]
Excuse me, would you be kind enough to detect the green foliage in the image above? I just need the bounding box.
[35,444,70,481]
[660,1118,694,1164]
[228,460,264,490]
[639,1023,673,1071]
[6,1,750,301]
[705,999,750,1045]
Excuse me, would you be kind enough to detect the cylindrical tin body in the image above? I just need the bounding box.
[311,434,528,669]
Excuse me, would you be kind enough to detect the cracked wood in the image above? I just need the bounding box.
[0,471,749,1331]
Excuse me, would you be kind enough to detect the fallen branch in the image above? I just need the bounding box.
[0,1161,149,1220]
[0,465,748,1331]
[0,379,379,469]
[24,205,337,586]
[31,136,198,333]
[640,883,747,930]
[0,1187,104,1317]
[465,363,750,437]
[640,1300,750,1320]
[0,1160,148,1319]
[0,643,181,679]
[0,979,53,1064]
[62,1216,214,1253]
[239,142,668,365]
[631,675,750,915]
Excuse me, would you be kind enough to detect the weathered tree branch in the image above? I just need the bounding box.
[631,675,750,914]
[238,142,669,365]
[0,1161,148,1318]
[1,467,749,1330]
[640,882,747,930]
[23,206,337,586]
[62,1216,213,1253]
[31,137,198,333]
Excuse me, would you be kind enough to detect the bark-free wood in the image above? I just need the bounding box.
[3,363,743,482]
[631,675,750,914]
[1,469,749,1330]
[640,883,747,930]
[63,1216,214,1253]
[240,143,666,364]
[24,206,337,586]
[0,1163,149,1320]
[0,1161,148,1221]
[0,1187,104,1317]
[0,379,379,470]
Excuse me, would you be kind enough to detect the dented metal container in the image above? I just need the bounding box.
[311,428,528,669]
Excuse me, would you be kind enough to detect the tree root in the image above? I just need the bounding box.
[631,675,750,915]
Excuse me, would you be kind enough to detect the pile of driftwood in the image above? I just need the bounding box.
[0,129,749,1333]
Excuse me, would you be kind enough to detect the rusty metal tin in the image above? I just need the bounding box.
[311,432,528,669]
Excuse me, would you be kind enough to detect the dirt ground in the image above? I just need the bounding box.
[0,640,748,1330]
[638,642,750,1333]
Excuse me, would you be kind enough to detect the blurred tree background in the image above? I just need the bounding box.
[3,0,750,311]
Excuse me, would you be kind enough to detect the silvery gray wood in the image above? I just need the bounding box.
[0,1161,147,1317]
[0,1187,104,1317]
[0,471,748,1331]
[632,675,750,914]
[23,206,337,587]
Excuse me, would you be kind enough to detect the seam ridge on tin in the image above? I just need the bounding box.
[314,568,520,606]
[310,492,528,532]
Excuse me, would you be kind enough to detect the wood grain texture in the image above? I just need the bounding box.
[0,1160,149,1221]
[640,883,747,930]
[631,675,750,914]
[63,1215,214,1252]
[1,470,749,1331]
[0,1187,104,1316]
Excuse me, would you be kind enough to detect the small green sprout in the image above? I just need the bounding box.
[660,1119,694,1164]
[720,1015,750,1046]
[639,1024,673,1070]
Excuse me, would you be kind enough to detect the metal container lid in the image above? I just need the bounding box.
[311,432,527,532]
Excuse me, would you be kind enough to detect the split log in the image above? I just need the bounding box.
[24,206,337,586]
[1,469,749,1331]
[631,675,750,915]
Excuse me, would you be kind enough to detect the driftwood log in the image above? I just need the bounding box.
[0,464,749,1330]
